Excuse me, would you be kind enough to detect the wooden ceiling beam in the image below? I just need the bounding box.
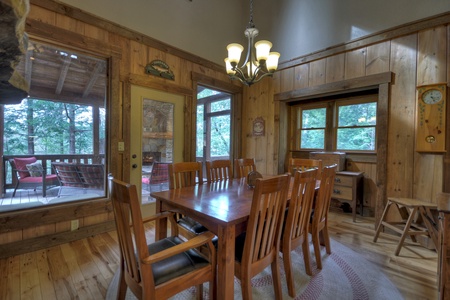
[82,61,104,98]
[55,55,71,95]
[30,85,104,107]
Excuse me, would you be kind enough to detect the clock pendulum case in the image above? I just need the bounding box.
[415,83,447,152]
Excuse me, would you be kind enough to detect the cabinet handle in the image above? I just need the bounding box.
[333,189,341,194]
[335,178,341,183]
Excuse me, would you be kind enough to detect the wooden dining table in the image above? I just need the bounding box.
[152,178,264,300]
[151,175,317,300]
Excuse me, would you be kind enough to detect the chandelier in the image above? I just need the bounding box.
[224,0,280,86]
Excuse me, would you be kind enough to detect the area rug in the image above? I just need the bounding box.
[106,238,403,300]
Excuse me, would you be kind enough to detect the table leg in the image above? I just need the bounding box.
[154,199,167,241]
[217,224,236,300]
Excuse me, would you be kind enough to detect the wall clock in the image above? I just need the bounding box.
[253,117,265,136]
[415,83,447,153]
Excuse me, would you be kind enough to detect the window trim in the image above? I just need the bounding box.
[293,94,378,153]
[296,102,328,150]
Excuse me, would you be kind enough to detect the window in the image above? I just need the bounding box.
[294,94,377,152]
[336,101,377,151]
[1,40,107,211]
[298,106,326,149]
[196,86,231,162]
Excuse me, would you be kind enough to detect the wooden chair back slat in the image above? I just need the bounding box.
[205,159,233,183]
[234,158,256,179]
[168,162,203,189]
[288,158,322,178]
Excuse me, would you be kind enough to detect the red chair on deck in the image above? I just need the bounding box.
[142,162,169,192]
[10,157,59,197]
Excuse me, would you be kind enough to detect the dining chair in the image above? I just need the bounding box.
[168,162,209,241]
[280,168,318,297]
[234,174,290,300]
[109,176,216,300]
[309,164,337,269]
[10,157,59,197]
[288,158,323,178]
[234,158,256,179]
[205,159,233,183]
[168,161,203,189]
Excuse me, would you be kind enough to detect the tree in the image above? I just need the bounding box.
[4,99,100,155]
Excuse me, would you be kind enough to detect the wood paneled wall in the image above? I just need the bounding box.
[243,15,450,223]
[0,0,448,257]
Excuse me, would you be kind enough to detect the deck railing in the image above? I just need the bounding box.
[2,154,105,193]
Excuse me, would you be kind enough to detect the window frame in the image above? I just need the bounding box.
[296,102,328,151]
[293,94,378,153]
[196,87,232,161]
[334,95,378,152]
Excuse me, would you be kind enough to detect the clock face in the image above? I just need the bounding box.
[253,121,263,133]
[422,89,443,104]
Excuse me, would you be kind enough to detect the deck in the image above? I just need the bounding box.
[0,185,105,212]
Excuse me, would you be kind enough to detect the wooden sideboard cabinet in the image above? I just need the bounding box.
[438,193,450,300]
[331,171,364,222]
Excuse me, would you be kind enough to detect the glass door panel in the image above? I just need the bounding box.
[130,85,184,217]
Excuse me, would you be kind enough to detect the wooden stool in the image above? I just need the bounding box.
[373,197,438,256]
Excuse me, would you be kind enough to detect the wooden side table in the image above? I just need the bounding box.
[373,197,438,256]
[332,171,364,222]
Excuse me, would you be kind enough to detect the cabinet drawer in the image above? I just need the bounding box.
[332,186,353,201]
[334,175,353,186]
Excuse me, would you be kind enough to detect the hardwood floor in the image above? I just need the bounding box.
[0,210,438,299]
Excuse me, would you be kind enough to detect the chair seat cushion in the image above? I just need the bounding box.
[19,174,58,183]
[177,216,208,234]
[149,236,210,285]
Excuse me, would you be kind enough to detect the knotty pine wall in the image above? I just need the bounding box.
[0,0,448,257]
[243,15,450,223]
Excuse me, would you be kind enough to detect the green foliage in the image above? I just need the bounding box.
[299,101,377,151]
[4,99,105,155]
[337,102,376,150]
[196,87,231,158]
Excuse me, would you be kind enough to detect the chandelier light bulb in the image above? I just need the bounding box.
[224,58,235,75]
[255,40,272,61]
[266,52,280,72]
[227,43,244,65]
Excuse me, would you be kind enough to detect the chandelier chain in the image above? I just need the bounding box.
[247,0,255,29]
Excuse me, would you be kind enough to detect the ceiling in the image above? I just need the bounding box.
[13,40,107,107]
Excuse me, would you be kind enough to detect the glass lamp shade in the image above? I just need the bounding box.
[246,62,258,77]
[224,58,235,75]
[227,43,244,65]
[255,40,272,61]
[266,52,280,72]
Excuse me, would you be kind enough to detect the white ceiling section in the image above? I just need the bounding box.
[59,0,450,66]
